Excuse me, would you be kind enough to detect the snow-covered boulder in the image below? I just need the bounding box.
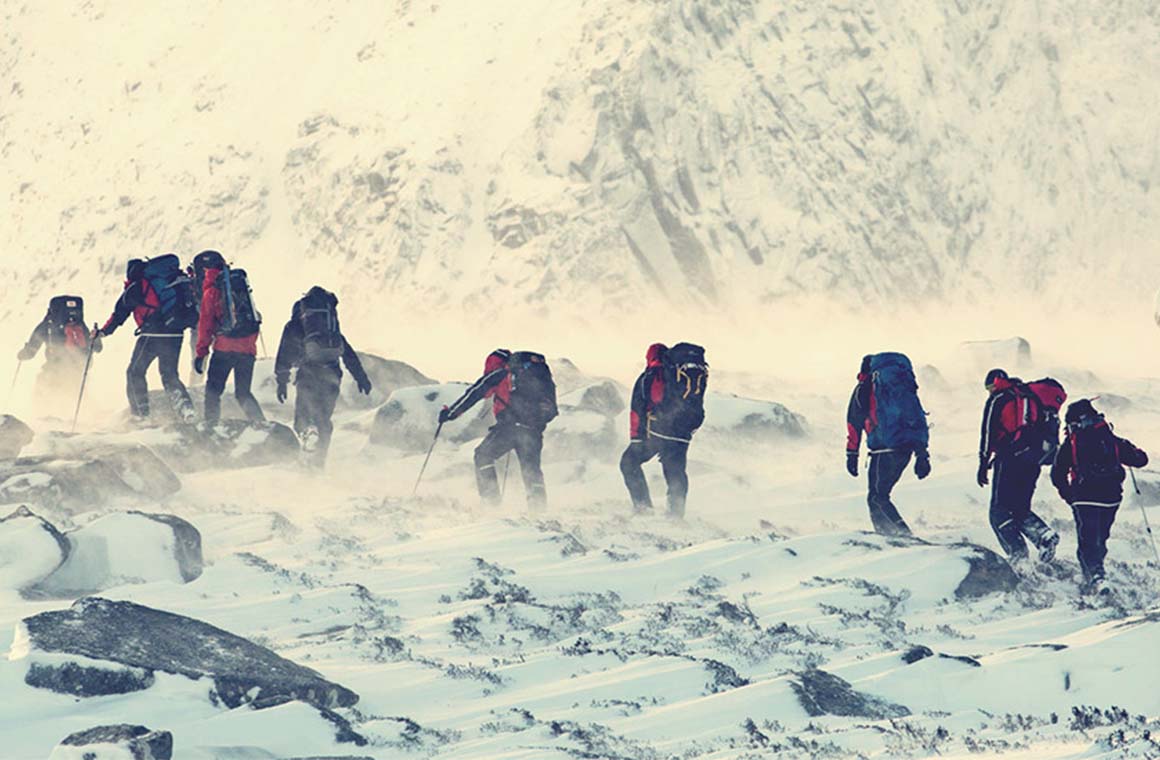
[0,415,34,459]
[15,597,359,711]
[370,383,493,452]
[0,445,180,513]
[559,380,627,418]
[700,393,808,443]
[0,506,68,593]
[545,408,619,462]
[51,724,173,760]
[31,511,203,597]
[340,352,435,410]
[961,337,1033,371]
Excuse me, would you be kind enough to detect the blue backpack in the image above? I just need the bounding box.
[865,352,929,451]
[142,254,198,331]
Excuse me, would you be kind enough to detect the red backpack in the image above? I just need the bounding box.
[1013,378,1067,465]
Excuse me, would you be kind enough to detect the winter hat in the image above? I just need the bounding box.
[1065,399,1101,426]
[984,368,1008,389]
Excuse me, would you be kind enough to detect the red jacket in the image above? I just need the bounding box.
[195,268,258,358]
[444,350,513,422]
[102,279,161,334]
[629,343,667,440]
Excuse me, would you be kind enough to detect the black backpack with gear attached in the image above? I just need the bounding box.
[1068,415,1124,489]
[655,342,708,437]
[506,351,558,428]
[295,287,344,364]
[218,268,262,338]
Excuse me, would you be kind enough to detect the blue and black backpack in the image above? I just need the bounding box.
[865,352,929,451]
[142,254,198,332]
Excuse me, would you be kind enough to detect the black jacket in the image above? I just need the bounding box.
[1051,428,1148,507]
[274,319,368,387]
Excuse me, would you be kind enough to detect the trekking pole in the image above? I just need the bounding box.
[8,361,22,406]
[70,326,99,432]
[499,451,512,499]
[411,421,443,497]
[1129,467,1160,563]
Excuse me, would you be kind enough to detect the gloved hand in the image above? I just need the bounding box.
[976,455,990,487]
[97,324,114,338]
[845,451,859,478]
[90,332,103,352]
[438,405,452,424]
[16,345,35,362]
[276,381,288,404]
[914,451,931,480]
[356,376,373,395]
[193,356,206,375]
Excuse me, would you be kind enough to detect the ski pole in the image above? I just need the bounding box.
[8,361,22,405]
[499,451,512,499]
[70,325,99,432]
[411,421,443,497]
[1129,467,1160,563]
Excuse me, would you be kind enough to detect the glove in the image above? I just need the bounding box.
[193,356,206,375]
[976,455,990,487]
[276,381,288,404]
[16,345,35,362]
[914,452,931,480]
[90,333,103,352]
[845,451,859,478]
[438,405,452,424]
[356,376,372,395]
[98,324,114,337]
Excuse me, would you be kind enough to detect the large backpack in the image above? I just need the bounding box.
[1068,419,1124,489]
[217,267,262,338]
[46,295,88,352]
[296,288,344,364]
[866,352,929,451]
[655,342,708,436]
[1014,377,1067,466]
[506,351,558,427]
[142,254,198,331]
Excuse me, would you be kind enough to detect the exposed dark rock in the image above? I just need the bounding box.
[59,723,173,760]
[21,597,358,710]
[953,543,1019,600]
[0,443,179,513]
[901,645,933,664]
[791,667,911,719]
[0,415,34,458]
[27,660,155,696]
[939,653,983,667]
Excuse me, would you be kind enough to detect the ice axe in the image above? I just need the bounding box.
[411,420,444,497]
[70,324,99,432]
[1128,467,1160,563]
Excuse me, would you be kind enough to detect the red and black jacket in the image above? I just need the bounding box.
[979,377,1040,461]
[845,370,872,453]
[1051,426,1147,507]
[629,343,667,442]
[101,279,171,335]
[195,268,259,359]
[444,350,513,423]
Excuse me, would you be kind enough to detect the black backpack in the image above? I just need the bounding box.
[218,268,262,338]
[296,287,344,363]
[506,351,558,427]
[46,295,88,352]
[1069,418,1124,488]
[657,342,708,435]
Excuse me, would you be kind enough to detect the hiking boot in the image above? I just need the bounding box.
[1038,530,1060,563]
[1085,577,1109,596]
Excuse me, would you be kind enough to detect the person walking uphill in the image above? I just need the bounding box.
[97,256,198,423]
[192,250,265,425]
[1051,399,1148,594]
[274,286,371,468]
[619,342,708,518]
[977,369,1061,563]
[18,295,102,410]
[845,353,931,537]
[438,349,558,511]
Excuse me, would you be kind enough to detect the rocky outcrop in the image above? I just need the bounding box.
[0,506,69,592]
[701,393,809,443]
[953,543,1019,600]
[51,724,172,760]
[0,415,34,458]
[558,381,627,418]
[340,352,435,410]
[791,667,910,719]
[29,511,203,597]
[18,597,359,710]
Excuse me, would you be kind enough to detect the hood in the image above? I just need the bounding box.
[485,349,512,374]
[646,343,667,367]
[988,376,1019,395]
[1066,399,1102,426]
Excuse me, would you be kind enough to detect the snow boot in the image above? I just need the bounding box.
[1038,530,1060,563]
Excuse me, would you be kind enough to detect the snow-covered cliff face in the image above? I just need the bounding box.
[2,0,1158,329]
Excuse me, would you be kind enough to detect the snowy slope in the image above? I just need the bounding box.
[2,0,1159,335]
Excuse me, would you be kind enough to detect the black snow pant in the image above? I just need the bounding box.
[1072,503,1119,584]
[294,363,341,468]
[127,333,192,419]
[867,450,913,537]
[620,437,690,517]
[473,423,546,510]
[205,351,265,424]
[989,455,1054,560]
